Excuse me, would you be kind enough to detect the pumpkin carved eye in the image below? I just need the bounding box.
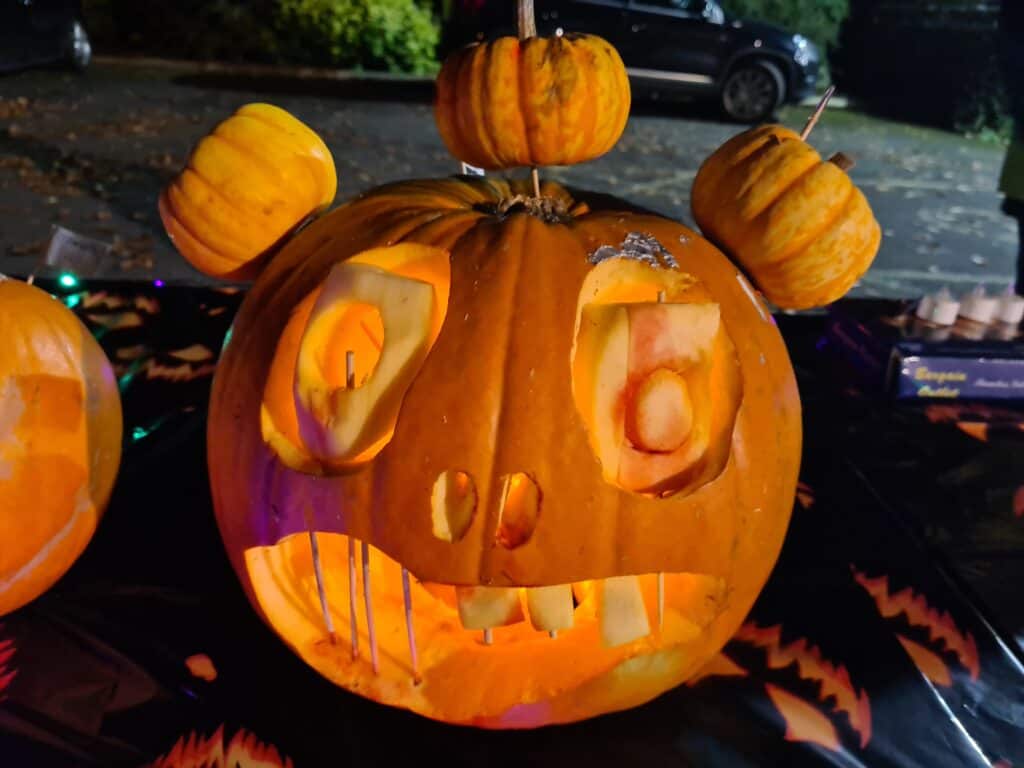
[572,258,742,496]
[260,243,451,473]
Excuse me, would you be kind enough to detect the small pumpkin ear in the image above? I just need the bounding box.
[159,103,337,281]
[691,125,880,311]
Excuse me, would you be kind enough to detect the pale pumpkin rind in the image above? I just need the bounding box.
[0,277,123,616]
[691,125,881,311]
[207,177,802,726]
[159,103,338,280]
[435,35,631,169]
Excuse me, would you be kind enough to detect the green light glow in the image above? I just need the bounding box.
[58,273,78,288]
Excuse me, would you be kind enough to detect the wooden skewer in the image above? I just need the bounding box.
[401,568,421,682]
[482,628,493,645]
[345,351,360,661]
[517,0,537,38]
[800,85,836,141]
[656,289,666,630]
[519,0,541,201]
[348,538,359,660]
[657,573,665,631]
[549,630,558,639]
[305,507,336,644]
[362,541,379,674]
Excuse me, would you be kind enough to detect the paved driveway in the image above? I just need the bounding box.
[0,63,1016,299]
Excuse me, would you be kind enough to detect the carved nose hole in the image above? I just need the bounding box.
[431,470,477,543]
[496,473,540,549]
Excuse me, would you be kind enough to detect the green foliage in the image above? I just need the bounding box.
[82,0,440,74]
[832,1,1008,137]
[274,0,440,74]
[721,0,849,52]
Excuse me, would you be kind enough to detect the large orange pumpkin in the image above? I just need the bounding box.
[691,124,881,311]
[202,175,802,727]
[0,277,123,616]
[159,103,337,280]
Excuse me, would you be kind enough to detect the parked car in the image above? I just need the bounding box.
[0,0,91,74]
[443,0,820,123]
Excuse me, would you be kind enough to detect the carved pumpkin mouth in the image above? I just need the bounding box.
[244,532,727,725]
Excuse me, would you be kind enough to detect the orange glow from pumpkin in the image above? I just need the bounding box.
[244,532,727,726]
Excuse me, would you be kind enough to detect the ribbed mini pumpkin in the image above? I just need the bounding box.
[159,103,337,280]
[434,2,630,170]
[691,124,881,310]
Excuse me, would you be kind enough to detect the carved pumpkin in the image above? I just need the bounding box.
[201,174,801,727]
[158,103,337,280]
[434,34,630,170]
[691,124,881,311]
[0,277,123,616]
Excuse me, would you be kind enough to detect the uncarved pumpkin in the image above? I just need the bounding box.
[159,103,337,280]
[691,124,881,310]
[434,34,631,170]
[0,277,123,616]
[206,176,801,727]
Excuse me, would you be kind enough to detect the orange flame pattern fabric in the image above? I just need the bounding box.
[145,725,293,768]
[734,622,872,748]
[0,628,14,698]
[853,570,980,680]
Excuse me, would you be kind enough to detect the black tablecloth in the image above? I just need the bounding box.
[1,280,1021,767]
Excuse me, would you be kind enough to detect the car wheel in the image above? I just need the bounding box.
[67,21,92,71]
[721,61,785,123]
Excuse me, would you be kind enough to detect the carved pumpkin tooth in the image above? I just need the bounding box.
[455,586,524,631]
[525,585,574,632]
[598,576,651,647]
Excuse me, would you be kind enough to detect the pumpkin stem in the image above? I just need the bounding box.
[828,151,856,172]
[799,84,836,141]
[517,0,537,39]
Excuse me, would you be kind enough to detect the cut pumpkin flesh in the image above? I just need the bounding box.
[261,244,450,472]
[526,584,574,632]
[455,586,524,629]
[244,533,725,726]
[573,300,741,495]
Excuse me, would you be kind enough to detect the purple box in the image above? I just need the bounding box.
[824,300,1024,402]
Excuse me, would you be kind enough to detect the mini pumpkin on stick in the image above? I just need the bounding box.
[692,88,882,311]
